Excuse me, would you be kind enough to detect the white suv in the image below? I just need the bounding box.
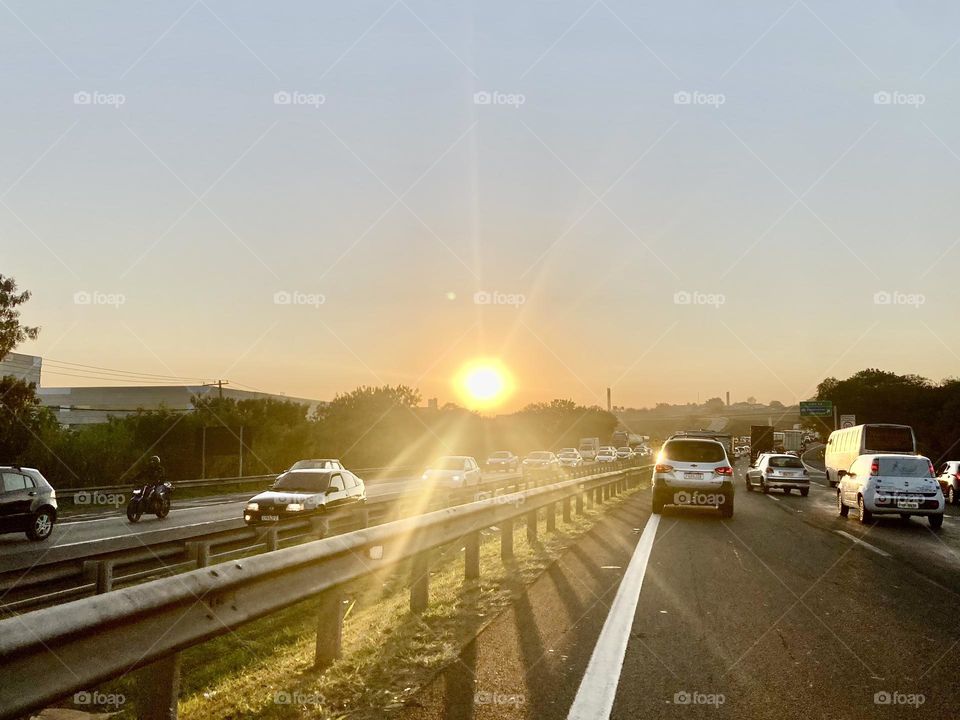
[837,454,944,529]
[651,439,734,517]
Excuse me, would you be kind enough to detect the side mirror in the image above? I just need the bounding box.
[326,486,338,495]
[837,470,848,479]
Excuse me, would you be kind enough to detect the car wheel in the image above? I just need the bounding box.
[26,510,54,541]
[837,492,849,518]
[949,486,956,506]
[800,488,809,497]
[126,501,142,523]
[857,496,872,524]
[929,513,944,531]
[155,496,171,519]
[761,480,769,494]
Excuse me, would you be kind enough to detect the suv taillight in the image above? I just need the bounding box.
[870,458,879,476]
[928,461,936,477]
[655,464,673,473]
[715,466,733,475]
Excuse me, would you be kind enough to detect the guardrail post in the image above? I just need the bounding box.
[596,486,603,504]
[310,516,330,538]
[188,542,211,568]
[526,509,538,543]
[356,504,370,528]
[96,560,113,594]
[465,531,480,580]
[562,496,571,523]
[315,589,344,669]
[501,519,514,560]
[410,553,429,613]
[576,488,584,514]
[137,653,181,720]
[265,527,279,553]
[546,502,556,532]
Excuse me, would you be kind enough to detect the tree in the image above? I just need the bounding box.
[0,376,57,462]
[0,274,40,360]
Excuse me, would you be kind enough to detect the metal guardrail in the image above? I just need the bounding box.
[0,463,648,720]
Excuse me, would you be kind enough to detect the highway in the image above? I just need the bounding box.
[403,460,960,719]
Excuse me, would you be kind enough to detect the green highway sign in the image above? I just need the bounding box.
[800,401,833,417]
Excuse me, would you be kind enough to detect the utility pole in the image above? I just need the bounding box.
[201,380,229,400]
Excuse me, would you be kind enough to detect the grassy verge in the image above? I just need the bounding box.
[84,485,638,719]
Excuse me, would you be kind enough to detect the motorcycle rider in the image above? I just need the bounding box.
[135,455,166,492]
[126,455,172,522]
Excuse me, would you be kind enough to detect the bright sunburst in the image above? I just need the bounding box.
[455,359,514,410]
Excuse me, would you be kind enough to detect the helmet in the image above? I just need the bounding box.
[149,456,161,466]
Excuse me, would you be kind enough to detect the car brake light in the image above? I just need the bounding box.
[928,461,936,477]
[655,464,673,473]
[715,466,733,475]
[870,459,879,476]
[766,467,775,475]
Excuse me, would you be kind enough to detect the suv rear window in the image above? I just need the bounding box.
[662,440,725,463]
[769,456,803,469]
[878,456,931,477]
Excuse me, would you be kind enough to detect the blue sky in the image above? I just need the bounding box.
[4,1,960,410]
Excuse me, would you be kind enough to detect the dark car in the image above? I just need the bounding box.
[244,469,365,525]
[0,466,58,541]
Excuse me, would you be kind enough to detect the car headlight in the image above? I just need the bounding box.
[452,475,462,482]
[421,472,430,480]
[286,503,304,512]
[246,502,259,511]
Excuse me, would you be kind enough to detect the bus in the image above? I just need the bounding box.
[824,423,916,488]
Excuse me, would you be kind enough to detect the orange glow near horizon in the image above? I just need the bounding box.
[454,359,515,411]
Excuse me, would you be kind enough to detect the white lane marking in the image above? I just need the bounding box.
[766,494,780,502]
[567,514,660,720]
[834,530,892,558]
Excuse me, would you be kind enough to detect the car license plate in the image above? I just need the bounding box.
[261,514,279,521]
[895,501,918,510]
[684,472,703,480]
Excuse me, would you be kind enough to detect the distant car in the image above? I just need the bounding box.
[651,439,734,517]
[616,446,634,460]
[837,454,944,529]
[276,459,345,483]
[485,451,519,472]
[595,448,618,463]
[557,450,583,467]
[936,461,960,505]
[422,456,482,488]
[745,454,810,495]
[523,451,559,472]
[244,469,365,525]
[0,466,58,541]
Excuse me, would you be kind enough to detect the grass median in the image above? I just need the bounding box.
[87,482,640,719]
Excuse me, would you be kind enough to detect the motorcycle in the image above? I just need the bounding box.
[126,480,173,523]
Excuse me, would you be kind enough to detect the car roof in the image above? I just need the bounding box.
[282,468,343,475]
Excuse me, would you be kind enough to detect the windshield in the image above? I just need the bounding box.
[769,456,804,469]
[429,458,465,471]
[878,456,932,478]
[273,471,329,492]
[662,440,726,463]
[290,460,337,470]
[490,451,511,458]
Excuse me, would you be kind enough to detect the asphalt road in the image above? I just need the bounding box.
[405,460,960,719]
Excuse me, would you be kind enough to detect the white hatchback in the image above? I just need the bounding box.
[837,454,944,529]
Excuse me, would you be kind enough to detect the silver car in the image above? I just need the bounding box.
[651,439,734,517]
[745,454,810,496]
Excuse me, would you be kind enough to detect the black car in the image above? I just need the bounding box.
[0,466,58,541]
[243,469,366,524]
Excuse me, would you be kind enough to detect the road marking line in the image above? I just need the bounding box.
[766,494,780,502]
[834,530,891,557]
[567,513,660,720]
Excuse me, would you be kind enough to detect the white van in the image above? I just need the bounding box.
[837,454,944,529]
[824,424,916,488]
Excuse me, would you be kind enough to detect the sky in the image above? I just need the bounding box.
[4,0,960,412]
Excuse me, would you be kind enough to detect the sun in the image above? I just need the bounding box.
[455,359,514,410]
